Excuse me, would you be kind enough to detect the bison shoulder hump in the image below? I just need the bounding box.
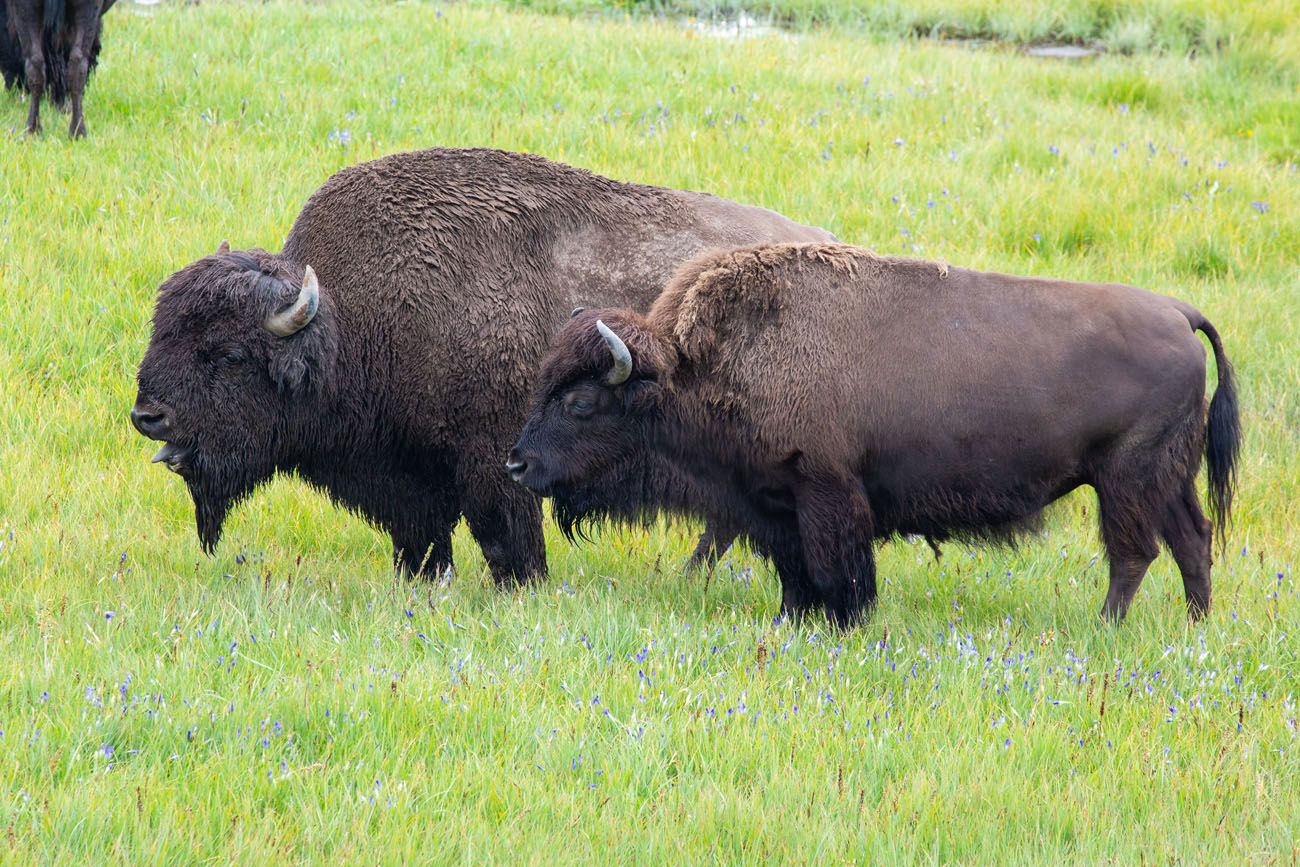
[651,242,872,363]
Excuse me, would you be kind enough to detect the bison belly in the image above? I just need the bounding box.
[842,282,1208,542]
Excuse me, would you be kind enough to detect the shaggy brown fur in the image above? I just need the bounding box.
[130,148,831,584]
[510,242,1241,626]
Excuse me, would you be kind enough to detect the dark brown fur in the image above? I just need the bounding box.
[2,0,112,137]
[510,243,1241,626]
[131,148,831,583]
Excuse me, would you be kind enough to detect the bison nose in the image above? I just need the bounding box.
[505,451,529,483]
[130,405,170,439]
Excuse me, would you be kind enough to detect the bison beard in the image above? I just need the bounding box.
[512,243,1242,627]
[186,453,271,555]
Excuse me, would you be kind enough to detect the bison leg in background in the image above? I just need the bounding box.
[11,8,44,135]
[1095,485,1161,622]
[64,0,100,138]
[686,524,738,572]
[791,462,877,628]
[391,490,460,581]
[457,454,547,587]
[1158,481,1213,619]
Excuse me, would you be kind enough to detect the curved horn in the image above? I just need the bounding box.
[264,265,320,337]
[596,319,632,385]
[216,240,230,255]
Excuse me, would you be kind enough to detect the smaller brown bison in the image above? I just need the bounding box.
[509,243,1240,626]
[1,0,113,137]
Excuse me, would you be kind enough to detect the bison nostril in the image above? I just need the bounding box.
[130,406,170,438]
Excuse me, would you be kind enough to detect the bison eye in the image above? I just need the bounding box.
[212,348,246,368]
[566,397,595,418]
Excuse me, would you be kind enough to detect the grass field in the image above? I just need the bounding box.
[0,0,1297,861]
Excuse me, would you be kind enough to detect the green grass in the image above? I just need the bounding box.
[510,0,1300,65]
[1,0,1298,861]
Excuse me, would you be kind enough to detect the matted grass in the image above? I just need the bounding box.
[0,1,1297,861]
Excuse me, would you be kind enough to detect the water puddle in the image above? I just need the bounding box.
[936,36,1104,59]
[684,13,785,40]
[126,0,165,16]
[1026,44,1103,59]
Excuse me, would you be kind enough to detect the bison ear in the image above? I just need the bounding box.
[216,240,230,255]
[270,354,311,396]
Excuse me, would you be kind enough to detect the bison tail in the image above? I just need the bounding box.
[41,0,69,105]
[1178,304,1241,548]
[43,0,66,34]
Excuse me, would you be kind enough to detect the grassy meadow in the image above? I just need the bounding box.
[0,0,1297,861]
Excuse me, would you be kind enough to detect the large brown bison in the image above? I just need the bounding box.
[130,148,831,584]
[1,0,113,137]
[509,243,1241,626]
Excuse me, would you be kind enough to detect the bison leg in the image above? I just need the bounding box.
[1159,482,1213,619]
[458,457,547,587]
[327,466,460,581]
[65,3,100,139]
[792,465,877,628]
[686,522,738,572]
[391,493,458,581]
[1096,488,1160,621]
[12,13,44,135]
[754,529,818,621]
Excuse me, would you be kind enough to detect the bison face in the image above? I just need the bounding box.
[131,249,334,553]
[508,312,669,532]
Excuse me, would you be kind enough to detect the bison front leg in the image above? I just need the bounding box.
[757,529,819,622]
[791,464,877,628]
[390,491,459,581]
[458,456,548,587]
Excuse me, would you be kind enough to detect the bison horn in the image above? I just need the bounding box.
[596,320,632,385]
[264,265,320,337]
[216,240,230,255]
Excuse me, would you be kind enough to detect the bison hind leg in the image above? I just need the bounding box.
[1159,482,1213,619]
[1093,474,1162,621]
[686,522,739,573]
[1094,408,1206,620]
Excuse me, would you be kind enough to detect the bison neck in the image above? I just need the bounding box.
[638,403,785,538]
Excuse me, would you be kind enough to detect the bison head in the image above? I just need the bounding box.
[508,309,673,537]
[131,246,336,553]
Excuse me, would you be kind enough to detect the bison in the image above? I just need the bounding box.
[1,0,114,137]
[508,242,1241,626]
[131,148,831,584]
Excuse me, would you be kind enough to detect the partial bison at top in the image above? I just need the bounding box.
[131,148,831,583]
[510,243,1241,626]
[1,0,114,137]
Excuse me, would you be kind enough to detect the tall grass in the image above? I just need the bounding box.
[0,1,1296,861]
[507,0,1300,64]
